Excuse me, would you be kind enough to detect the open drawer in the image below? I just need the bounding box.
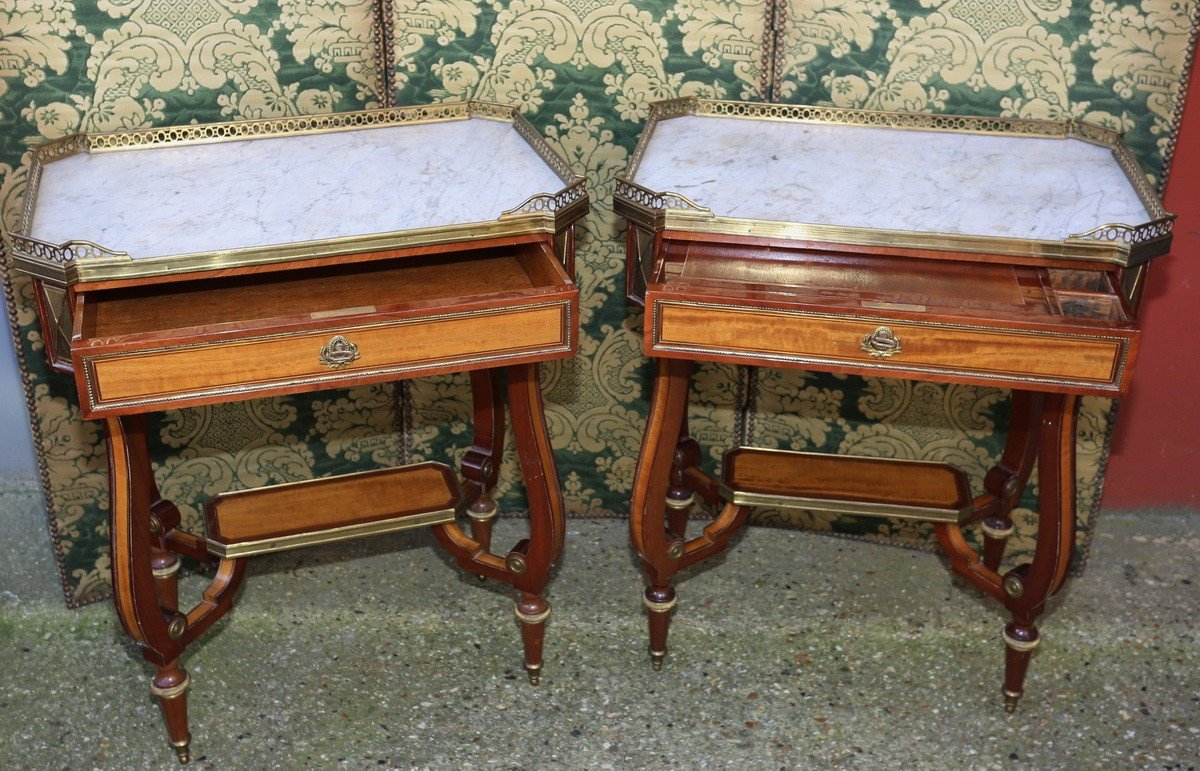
[72,241,577,418]
[645,237,1140,396]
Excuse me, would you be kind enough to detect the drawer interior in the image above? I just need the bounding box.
[657,238,1132,326]
[80,242,569,339]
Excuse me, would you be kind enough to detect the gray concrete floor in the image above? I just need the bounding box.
[0,483,1197,769]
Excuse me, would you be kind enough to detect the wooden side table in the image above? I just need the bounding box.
[616,99,1173,711]
[6,102,588,762]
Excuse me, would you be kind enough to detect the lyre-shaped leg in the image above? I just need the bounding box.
[504,363,566,683]
[630,359,694,669]
[431,363,565,683]
[106,415,246,762]
[1000,393,1078,711]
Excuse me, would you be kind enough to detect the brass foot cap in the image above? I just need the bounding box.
[1003,690,1021,713]
[171,739,191,764]
[649,650,666,671]
[524,663,541,686]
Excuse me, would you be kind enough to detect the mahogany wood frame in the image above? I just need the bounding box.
[83,233,577,763]
[630,359,1078,709]
[623,224,1136,712]
[105,365,565,763]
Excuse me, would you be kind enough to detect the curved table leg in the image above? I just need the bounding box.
[106,415,247,763]
[106,415,192,762]
[630,358,694,669]
[1000,393,1078,712]
[504,362,566,684]
[463,369,505,575]
[981,391,1042,571]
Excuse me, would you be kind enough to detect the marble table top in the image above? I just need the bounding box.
[631,114,1152,242]
[28,117,568,261]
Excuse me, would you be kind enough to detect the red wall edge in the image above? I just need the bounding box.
[1103,59,1200,509]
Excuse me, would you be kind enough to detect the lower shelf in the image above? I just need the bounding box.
[204,462,463,558]
[719,447,972,524]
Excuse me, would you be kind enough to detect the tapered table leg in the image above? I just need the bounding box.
[630,358,694,669]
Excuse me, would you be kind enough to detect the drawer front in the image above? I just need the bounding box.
[650,299,1132,394]
[82,300,572,415]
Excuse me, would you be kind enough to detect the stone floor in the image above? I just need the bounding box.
[0,482,1197,769]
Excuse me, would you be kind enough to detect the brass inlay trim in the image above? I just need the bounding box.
[665,493,694,509]
[718,482,970,524]
[8,102,588,286]
[149,673,191,700]
[616,97,1173,268]
[515,604,552,625]
[862,300,927,312]
[981,521,1015,539]
[643,595,678,613]
[1001,629,1042,653]
[311,306,377,320]
[206,508,456,558]
[151,561,181,579]
[467,501,499,522]
[651,299,1130,394]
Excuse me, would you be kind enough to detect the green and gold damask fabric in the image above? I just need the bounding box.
[0,0,1194,605]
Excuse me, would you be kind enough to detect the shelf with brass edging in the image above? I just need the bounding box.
[718,447,974,524]
[204,462,463,558]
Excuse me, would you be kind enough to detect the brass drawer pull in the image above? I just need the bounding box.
[318,335,361,369]
[860,326,901,358]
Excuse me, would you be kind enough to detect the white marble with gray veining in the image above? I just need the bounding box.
[28,118,567,260]
[633,115,1152,240]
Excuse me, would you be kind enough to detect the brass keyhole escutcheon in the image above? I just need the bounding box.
[860,326,902,358]
[318,335,361,370]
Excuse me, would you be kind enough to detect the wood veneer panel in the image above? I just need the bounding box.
[652,301,1127,391]
[723,448,970,510]
[206,463,459,544]
[88,304,567,401]
[85,248,539,337]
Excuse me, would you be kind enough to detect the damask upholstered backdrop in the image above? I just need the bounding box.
[1,0,1195,605]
